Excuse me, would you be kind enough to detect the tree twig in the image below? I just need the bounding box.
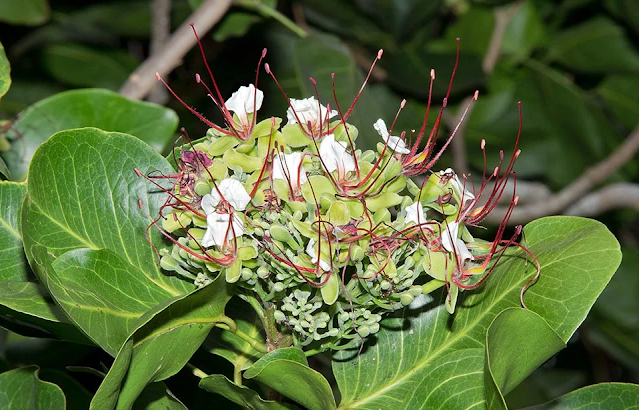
[147,0,172,104]
[564,183,639,217]
[485,124,639,224]
[482,1,522,73]
[119,0,233,100]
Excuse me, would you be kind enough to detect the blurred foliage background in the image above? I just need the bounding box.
[0,0,638,408]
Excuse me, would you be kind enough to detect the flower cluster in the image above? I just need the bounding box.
[144,46,527,351]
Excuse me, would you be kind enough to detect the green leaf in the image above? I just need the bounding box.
[333,216,621,409]
[199,374,291,410]
[0,181,86,342]
[22,129,194,353]
[41,43,138,90]
[3,88,179,181]
[352,0,443,41]
[0,42,10,101]
[546,17,639,74]
[0,366,65,409]
[132,382,188,410]
[521,383,639,410]
[39,369,92,410]
[605,0,639,37]
[501,0,548,59]
[206,298,266,370]
[302,0,394,49]
[382,37,485,99]
[90,278,232,410]
[0,0,49,26]
[587,247,639,370]
[245,347,336,410]
[214,12,262,42]
[484,308,565,409]
[597,75,639,131]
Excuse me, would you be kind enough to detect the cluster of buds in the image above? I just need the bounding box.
[139,35,534,351]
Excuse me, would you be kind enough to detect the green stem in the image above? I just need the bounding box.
[233,366,243,386]
[187,363,209,379]
[216,316,268,354]
[238,0,307,38]
[421,279,446,295]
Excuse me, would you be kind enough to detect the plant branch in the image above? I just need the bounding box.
[564,183,639,216]
[147,0,172,104]
[119,0,233,100]
[482,1,522,73]
[485,124,639,224]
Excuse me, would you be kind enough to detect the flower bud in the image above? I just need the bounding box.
[194,179,211,196]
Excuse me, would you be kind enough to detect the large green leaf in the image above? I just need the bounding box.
[0,0,49,26]
[22,128,193,354]
[0,181,86,342]
[0,366,65,409]
[546,17,639,74]
[245,347,336,410]
[199,375,292,410]
[333,216,621,409]
[2,89,179,180]
[90,278,232,410]
[522,383,639,409]
[484,308,565,409]
[0,42,10,101]
[41,44,138,90]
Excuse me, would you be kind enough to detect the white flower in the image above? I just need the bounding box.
[441,221,473,262]
[306,239,331,271]
[272,152,308,187]
[286,97,338,127]
[200,178,250,248]
[373,119,410,155]
[201,212,245,248]
[441,168,475,204]
[225,84,264,125]
[202,178,251,212]
[405,202,425,225]
[318,134,356,175]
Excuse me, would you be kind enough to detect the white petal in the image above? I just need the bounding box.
[208,178,251,211]
[200,193,218,215]
[441,221,460,253]
[387,136,410,154]
[272,152,308,187]
[405,202,425,225]
[202,212,245,248]
[225,84,264,122]
[373,118,389,137]
[318,134,356,174]
[306,239,331,271]
[440,168,474,203]
[455,238,474,262]
[374,118,409,154]
[286,97,338,126]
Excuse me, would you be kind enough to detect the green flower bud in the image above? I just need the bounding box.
[400,293,414,306]
[320,273,339,306]
[257,265,269,279]
[327,201,351,226]
[225,260,242,283]
[358,325,370,338]
[274,282,285,292]
[274,310,286,322]
[162,211,192,233]
[194,179,211,196]
[270,225,293,243]
[160,256,178,271]
[380,280,391,291]
[241,268,253,281]
[369,322,380,334]
[350,245,365,262]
